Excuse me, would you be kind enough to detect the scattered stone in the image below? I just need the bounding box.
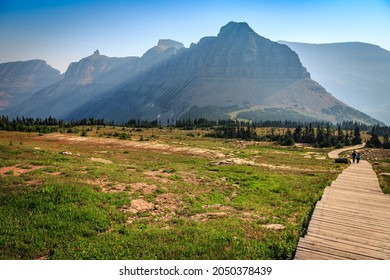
[262,224,285,231]
[90,157,112,164]
[334,158,349,164]
[59,151,80,156]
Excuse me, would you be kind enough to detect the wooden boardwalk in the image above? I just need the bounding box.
[294,146,390,260]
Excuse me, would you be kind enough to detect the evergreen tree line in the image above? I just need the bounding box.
[366,125,390,149]
[204,122,365,147]
[0,116,110,132]
[1,115,389,148]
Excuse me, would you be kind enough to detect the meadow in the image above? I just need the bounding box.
[0,127,345,259]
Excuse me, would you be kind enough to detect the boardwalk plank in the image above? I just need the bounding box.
[307,233,390,252]
[301,235,390,259]
[294,145,390,260]
[297,239,379,260]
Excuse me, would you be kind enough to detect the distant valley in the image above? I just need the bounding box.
[0,22,386,125]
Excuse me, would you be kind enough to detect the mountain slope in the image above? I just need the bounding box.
[71,22,381,125]
[279,41,390,124]
[4,40,185,120]
[4,51,140,119]
[0,60,62,110]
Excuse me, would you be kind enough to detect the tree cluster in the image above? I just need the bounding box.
[366,125,390,149]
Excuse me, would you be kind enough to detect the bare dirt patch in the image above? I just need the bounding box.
[192,212,230,222]
[126,193,184,223]
[0,165,44,176]
[121,199,155,214]
[209,158,256,166]
[179,172,201,186]
[210,156,315,172]
[143,169,173,184]
[362,148,390,162]
[240,212,267,222]
[154,193,183,213]
[46,171,62,176]
[43,133,226,159]
[86,178,128,193]
[130,182,157,195]
[303,152,326,160]
[23,179,44,186]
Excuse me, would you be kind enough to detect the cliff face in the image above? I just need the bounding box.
[186,22,310,79]
[0,60,62,110]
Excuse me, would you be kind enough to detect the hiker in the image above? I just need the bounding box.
[356,152,361,163]
[351,150,356,163]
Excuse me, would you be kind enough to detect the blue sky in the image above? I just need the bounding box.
[1,0,390,73]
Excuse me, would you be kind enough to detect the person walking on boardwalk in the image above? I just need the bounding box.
[351,150,357,163]
[356,152,361,163]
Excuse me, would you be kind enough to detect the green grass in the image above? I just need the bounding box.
[0,130,342,260]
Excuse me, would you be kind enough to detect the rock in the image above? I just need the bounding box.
[60,151,80,156]
[262,224,285,231]
[334,158,349,164]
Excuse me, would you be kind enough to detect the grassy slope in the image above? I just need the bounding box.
[0,129,341,259]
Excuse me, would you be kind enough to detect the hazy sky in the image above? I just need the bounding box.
[1,0,390,73]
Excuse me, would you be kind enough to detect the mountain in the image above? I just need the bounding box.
[70,22,380,125]
[5,51,140,119]
[3,22,383,125]
[0,60,62,110]
[4,40,185,119]
[279,41,390,125]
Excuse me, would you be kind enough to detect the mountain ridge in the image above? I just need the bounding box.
[0,59,62,110]
[279,41,390,124]
[1,22,385,125]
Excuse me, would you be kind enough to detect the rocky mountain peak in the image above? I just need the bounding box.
[218,21,254,38]
[157,39,184,51]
